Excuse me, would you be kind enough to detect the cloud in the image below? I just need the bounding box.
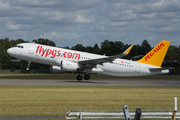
[5,22,20,30]
[0,0,179,47]
[41,32,83,40]
[0,1,10,10]
[40,32,84,47]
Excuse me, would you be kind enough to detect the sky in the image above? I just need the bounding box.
[0,0,180,47]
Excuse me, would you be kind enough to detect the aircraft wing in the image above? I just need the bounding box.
[78,45,133,67]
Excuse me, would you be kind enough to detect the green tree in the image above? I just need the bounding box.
[165,45,180,60]
[114,41,124,55]
[131,45,141,56]
[0,38,12,69]
[33,38,56,46]
[85,46,94,53]
[71,44,86,52]
[141,40,152,55]
[100,40,125,56]
[0,38,10,51]
[61,46,70,49]
[92,43,100,54]
[100,40,114,56]
[1,49,11,69]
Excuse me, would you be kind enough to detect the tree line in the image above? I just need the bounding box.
[0,38,180,71]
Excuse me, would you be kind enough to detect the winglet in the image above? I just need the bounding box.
[123,45,134,55]
[137,40,171,67]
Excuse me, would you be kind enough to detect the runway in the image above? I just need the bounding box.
[0,79,180,86]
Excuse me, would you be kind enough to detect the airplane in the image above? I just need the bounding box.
[7,40,171,81]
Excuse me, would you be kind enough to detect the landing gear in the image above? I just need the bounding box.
[76,74,90,81]
[26,61,31,71]
[76,75,82,81]
[84,74,90,80]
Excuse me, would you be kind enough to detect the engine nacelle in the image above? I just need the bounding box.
[50,65,64,73]
[61,60,80,71]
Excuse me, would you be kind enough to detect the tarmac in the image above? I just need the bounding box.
[0,79,180,86]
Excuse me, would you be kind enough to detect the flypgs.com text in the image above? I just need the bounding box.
[36,46,81,60]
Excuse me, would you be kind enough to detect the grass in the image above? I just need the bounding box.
[0,86,180,116]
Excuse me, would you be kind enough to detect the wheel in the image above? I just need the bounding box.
[76,75,82,81]
[84,74,90,80]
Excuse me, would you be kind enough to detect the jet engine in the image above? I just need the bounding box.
[50,65,64,73]
[61,60,80,71]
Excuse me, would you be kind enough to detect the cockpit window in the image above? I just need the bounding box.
[15,45,24,49]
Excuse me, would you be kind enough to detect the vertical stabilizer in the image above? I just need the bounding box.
[137,40,170,67]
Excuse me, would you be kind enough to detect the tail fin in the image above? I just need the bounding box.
[137,40,171,67]
[123,45,134,55]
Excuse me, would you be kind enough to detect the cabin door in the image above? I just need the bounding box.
[29,44,34,54]
[135,63,141,73]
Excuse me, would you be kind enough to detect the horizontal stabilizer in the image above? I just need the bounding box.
[149,67,174,72]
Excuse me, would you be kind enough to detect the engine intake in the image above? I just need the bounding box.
[61,60,80,71]
[51,65,64,73]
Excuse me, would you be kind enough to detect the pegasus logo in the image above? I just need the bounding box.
[144,42,165,61]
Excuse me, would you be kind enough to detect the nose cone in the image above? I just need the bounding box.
[7,48,14,56]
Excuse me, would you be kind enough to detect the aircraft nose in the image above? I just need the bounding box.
[7,48,14,56]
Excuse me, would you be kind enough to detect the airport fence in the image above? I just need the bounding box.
[66,110,180,120]
[1,107,180,119]
[0,107,180,115]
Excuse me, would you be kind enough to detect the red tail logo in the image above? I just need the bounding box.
[144,42,165,61]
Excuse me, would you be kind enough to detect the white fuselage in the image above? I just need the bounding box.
[7,43,169,76]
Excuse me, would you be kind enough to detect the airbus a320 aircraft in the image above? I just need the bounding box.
[7,40,171,81]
